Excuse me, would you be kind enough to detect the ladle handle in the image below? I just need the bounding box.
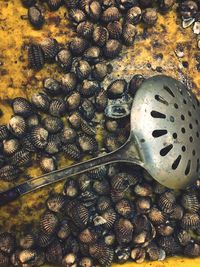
[0,136,141,206]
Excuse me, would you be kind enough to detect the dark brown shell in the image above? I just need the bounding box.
[21,0,36,8]
[77,21,94,39]
[102,7,121,23]
[85,1,102,21]
[55,49,72,72]
[63,178,78,198]
[37,232,54,248]
[57,220,71,240]
[0,165,20,182]
[27,114,40,128]
[115,199,133,217]
[89,242,114,267]
[93,26,109,47]
[122,23,137,46]
[3,139,20,156]
[88,165,108,179]
[128,74,145,97]
[131,247,146,263]
[83,46,102,63]
[61,126,77,144]
[12,97,33,118]
[62,72,77,94]
[28,6,44,29]
[40,37,59,61]
[28,43,44,70]
[158,0,175,12]
[8,115,27,137]
[181,192,199,213]
[102,209,117,229]
[69,37,89,56]
[80,119,95,136]
[19,234,36,249]
[184,242,200,258]
[0,251,9,267]
[158,191,176,213]
[65,0,79,8]
[47,0,63,10]
[114,218,134,244]
[75,60,92,80]
[142,8,158,25]
[49,98,67,117]
[0,232,16,254]
[126,6,142,24]
[181,212,200,230]
[77,173,91,192]
[0,125,9,141]
[43,77,61,96]
[148,207,167,225]
[46,194,66,213]
[107,79,127,99]
[10,149,31,167]
[157,236,181,255]
[42,115,63,134]
[170,204,184,220]
[103,39,122,59]
[62,143,81,160]
[79,228,97,244]
[78,134,98,153]
[92,62,108,81]
[69,8,87,24]
[45,240,63,265]
[79,79,100,97]
[40,211,59,235]
[39,155,57,173]
[107,21,122,40]
[95,89,108,111]
[66,200,89,228]
[31,126,48,149]
[157,223,174,236]
[79,99,95,120]
[93,179,110,195]
[68,112,81,129]
[45,133,61,155]
[177,230,191,246]
[97,196,113,213]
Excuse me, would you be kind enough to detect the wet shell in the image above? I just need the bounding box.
[62,253,76,267]
[43,115,63,134]
[181,192,199,213]
[40,211,59,235]
[0,155,5,169]
[77,173,91,192]
[93,26,109,47]
[37,232,54,248]
[177,230,191,246]
[47,0,63,10]
[80,119,95,136]
[83,46,102,63]
[126,6,142,24]
[27,114,40,128]
[92,62,109,81]
[0,165,20,182]
[57,220,71,240]
[136,197,151,214]
[19,234,36,249]
[8,115,26,137]
[95,89,108,111]
[89,242,114,267]
[181,212,200,230]
[21,0,36,8]
[103,39,122,59]
[61,127,77,144]
[45,134,60,154]
[148,207,167,225]
[134,183,153,197]
[111,173,130,192]
[157,223,174,236]
[79,100,95,121]
[184,242,200,258]
[45,240,63,264]
[115,199,133,218]
[102,209,117,229]
[107,79,127,99]
[104,134,120,152]
[69,8,87,24]
[116,0,138,10]
[0,232,16,254]
[93,179,110,195]
[12,97,33,118]
[28,43,44,70]
[0,125,9,141]
[63,178,78,198]
[69,37,89,56]
[122,23,137,46]
[31,92,50,112]
[43,77,61,96]
[40,37,59,61]
[18,249,45,266]
[0,252,9,267]
[65,0,79,8]
[115,246,131,264]
[46,194,66,213]
[62,144,81,160]
[28,6,44,29]
[66,200,89,228]
[31,126,48,149]
[10,149,31,167]
[158,0,175,12]
[79,228,97,244]
[158,191,176,213]
[49,98,67,117]
[157,236,181,255]
[77,21,94,39]
[131,247,146,263]
[75,60,92,80]
[3,139,20,155]
[142,8,158,25]
[129,74,145,96]
[40,155,57,173]
[55,49,72,72]
[102,7,121,23]
[107,21,122,40]
[85,1,102,21]
[78,134,98,153]
[114,218,134,244]
[79,79,100,97]
[68,112,81,129]
[97,196,112,213]
[22,134,37,152]
[61,72,77,94]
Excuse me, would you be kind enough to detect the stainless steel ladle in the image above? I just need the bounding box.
[1,75,200,206]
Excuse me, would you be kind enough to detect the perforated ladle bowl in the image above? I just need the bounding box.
[1,75,200,206]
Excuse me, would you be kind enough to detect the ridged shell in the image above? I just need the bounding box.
[88,165,108,179]
[157,236,181,255]
[136,197,151,213]
[157,223,174,236]
[61,127,77,144]
[97,196,112,213]
[0,232,16,254]
[43,77,61,96]
[85,1,102,21]
[114,218,134,244]
[40,211,59,234]
[115,199,133,217]
[122,23,137,46]
[55,49,72,72]
[177,230,191,246]
[63,178,78,198]
[0,125,9,141]
[62,144,81,160]
[92,62,108,81]
[31,126,48,149]
[107,79,127,99]
[102,7,121,22]
[39,155,57,173]
[77,21,94,39]
[22,135,37,152]
[8,115,26,137]
[111,173,130,191]
[126,6,142,24]
[107,21,122,39]
[19,234,35,249]
[28,43,44,70]
[28,6,44,29]
[158,0,175,12]
[0,165,20,182]
[79,228,97,244]
[3,139,20,155]
[43,115,63,134]
[40,37,59,61]
[75,60,91,80]
[89,242,114,267]
[27,114,40,128]
[83,46,102,63]
[158,191,176,213]
[45,133,60,154]
[47,0,63,11]
[181,212,200,230]
[31,92,50,111]
[114,246,130,264]
[69,37,89,56]
[77,173,91,192]
[93,179,110,195]
[61,73,77,94]
[49,98,67,117]
[10,149,31,167]
[80,119,95,136]
[57,220,71,240]
[78,134,98,153]
[103,39,122,59]
[12,97,33,118]
[148,207,167,225]
[134,183,153,197]
[65,0,79,8]
[117,0,138,10]
[184,242,200,258]
[18,249,45,266]
[37,232,54,248]
[142,8,158,25]
[69,8,87,24]
[180,192,199,213]
[93,26,109,47]
[95,89,108,111]
[0,252,9,267]
[79,99,95,120]
[102,209,117,229]
[66,200,89,228]
[79,79,100,97]
[45,240,63,264]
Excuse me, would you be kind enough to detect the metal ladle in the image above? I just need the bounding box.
[1,75,200,206]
